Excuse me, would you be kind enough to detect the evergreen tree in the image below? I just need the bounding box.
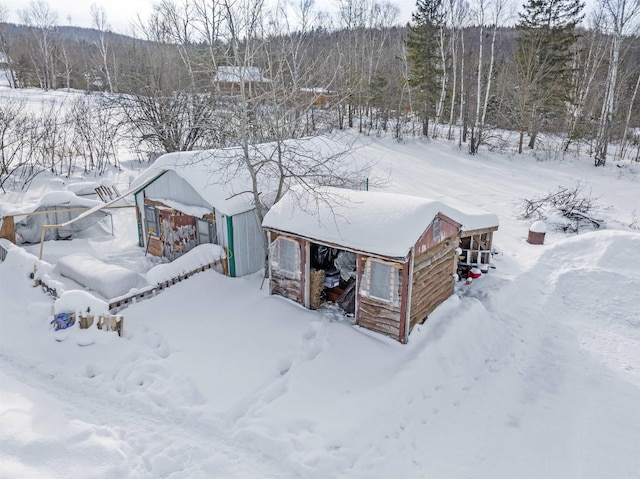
[514,0,584,152]
[407,0,445,137]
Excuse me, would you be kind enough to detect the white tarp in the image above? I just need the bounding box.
[15,191,109,243]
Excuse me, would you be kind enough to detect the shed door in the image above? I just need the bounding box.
[144,205,160,237]
[197,218,216,245]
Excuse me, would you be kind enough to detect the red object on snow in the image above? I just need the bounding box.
[467,268,482,279]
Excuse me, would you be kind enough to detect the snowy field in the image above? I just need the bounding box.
[1,90,640,478]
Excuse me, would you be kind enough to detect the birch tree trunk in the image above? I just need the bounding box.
[594,33,619,166]
[564,12,608,152]
[471,0,485,154]
[434,25,448,137]
[447,0,458,141]
[91,5,114,93]
[594,0,640,166]
[458,28,466,145]
[619,69,640,160]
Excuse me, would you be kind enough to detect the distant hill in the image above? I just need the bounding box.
[0,22,136,44]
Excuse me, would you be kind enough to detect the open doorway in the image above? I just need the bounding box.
[309,243,357,314]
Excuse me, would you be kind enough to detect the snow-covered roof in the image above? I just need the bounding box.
[262,186,499,259]
[214,66,270,83]
[37,191,103,209]
[131,137,363,217]
[0,191,104,216]
[300,87,332,94]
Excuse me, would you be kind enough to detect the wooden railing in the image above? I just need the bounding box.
[108,259,226,313]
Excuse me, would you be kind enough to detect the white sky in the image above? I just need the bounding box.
[4,0,154,34]
[4,0,418,34]
[3,0,600,35]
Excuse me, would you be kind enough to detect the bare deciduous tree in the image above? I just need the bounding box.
[19,0,59,90]
[594,0,640,166]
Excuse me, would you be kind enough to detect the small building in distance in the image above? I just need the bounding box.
[214,66,270,97]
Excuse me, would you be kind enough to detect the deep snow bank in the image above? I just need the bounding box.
[1,226,639,479]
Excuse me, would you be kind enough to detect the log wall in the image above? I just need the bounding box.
[357,295,402,339]
[409,233,458,331]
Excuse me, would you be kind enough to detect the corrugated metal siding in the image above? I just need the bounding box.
[143,170,211,209]
[215,212,227,246]
[232,209,265,277]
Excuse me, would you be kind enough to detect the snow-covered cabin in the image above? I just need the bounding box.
[214,66,270,97]
[131,137,361,277]
[262,187,499,343]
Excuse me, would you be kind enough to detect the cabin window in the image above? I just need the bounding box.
[144,205,160,237]
[270,236,301,279]
[433,217,441,242]
[360,258,400,305]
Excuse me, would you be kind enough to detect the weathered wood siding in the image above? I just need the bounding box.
[0,215,15,243]
[414,214,460,255]
[269,234,306,306]
[358,295,402,338]
[409,222,459,331]
[355,254,403,340]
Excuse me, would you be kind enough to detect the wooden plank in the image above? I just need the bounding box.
[358,318,400,337]
[410,280,455,327]
[410,252,456,329]
[413,257,456,284]
[398,256,411,343]
[0,215,15,243]
[359,294,402,313]
[460,226,498,238]
[147,236,163,257]
[359,297,402,327]
[413,248,456,277]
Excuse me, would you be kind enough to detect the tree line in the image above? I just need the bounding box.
[0,0,638,190]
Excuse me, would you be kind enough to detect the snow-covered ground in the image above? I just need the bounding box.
[1,101,640,477]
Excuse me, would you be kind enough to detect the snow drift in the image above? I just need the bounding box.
[57,253,146,299]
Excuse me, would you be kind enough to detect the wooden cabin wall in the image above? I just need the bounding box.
[409,232,458,331]
[0,215,15,243]
[414,214,460,255]
[355,255,403,340]
[269,234,306,306]
[358,295,402,339]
